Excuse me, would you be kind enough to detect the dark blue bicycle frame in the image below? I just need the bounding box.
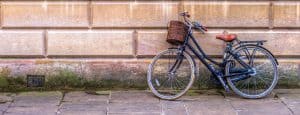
[174,27,256,91]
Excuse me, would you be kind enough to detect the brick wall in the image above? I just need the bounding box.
[0,0,299,88]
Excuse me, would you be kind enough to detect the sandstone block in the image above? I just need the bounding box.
[183,1,270,27]
[0,30,44,57]
[92,1,178,27]
[47,30,134,57]
[2,1,89,27]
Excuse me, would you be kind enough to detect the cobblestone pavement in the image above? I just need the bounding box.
[0,89,299,115]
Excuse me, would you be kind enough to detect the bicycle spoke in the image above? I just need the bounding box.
[226,46,278,98]
[255,76,271,86]
[254,77,257,94]
[155,77,169,89]
[173,79,180,90]
[174,78,185,89]
[249,48,258,67]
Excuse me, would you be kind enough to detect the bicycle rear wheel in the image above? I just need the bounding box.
[225,45,278,98]
[147,49,195,100]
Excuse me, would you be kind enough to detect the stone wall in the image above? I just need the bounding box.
[0,0,299,89]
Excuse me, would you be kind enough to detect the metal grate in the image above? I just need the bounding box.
[27,75,45,87]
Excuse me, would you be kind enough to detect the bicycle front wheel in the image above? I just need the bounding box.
[147,48,195,100]
[225,45,278,98]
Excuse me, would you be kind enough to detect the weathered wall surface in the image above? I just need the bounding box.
[0,0,299,89]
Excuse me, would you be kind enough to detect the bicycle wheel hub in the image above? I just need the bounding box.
[249,68,257,76]
[167,72,176,78]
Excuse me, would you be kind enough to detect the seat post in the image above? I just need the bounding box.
[224,41,233,54]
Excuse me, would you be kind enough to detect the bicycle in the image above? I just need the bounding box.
[147,12,279,100]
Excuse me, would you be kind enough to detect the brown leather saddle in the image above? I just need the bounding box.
[216,31,237,42]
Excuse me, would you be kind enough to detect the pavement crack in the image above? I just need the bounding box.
[2,94,15,115]
[106,91,111,115]
[278,95,294,115]
[183,102,189,115]
[159,99,164,115]
[56,91,66,115]
[2,102,12,115]
[226,99,239,115]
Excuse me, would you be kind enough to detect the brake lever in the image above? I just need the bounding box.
[193,21,207,34]
[201,26,208,32]
[194,27,206,34]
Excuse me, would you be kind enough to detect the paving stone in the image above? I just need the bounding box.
[222,91,276,100]
[5,106,58,115]
[59,91,108,115]
[0,93,15,103]
[161,100,187,115]
[110,91,159,103]
[108,103,160,114]
[63,91,109,103]
[0,102,11,113]
[60,102,107,111]
[11,91,62,107]
[277,93,300,115]
[58,110,106,115]
[229,98,292,115]
[5,92,62,115]
[58,103,107,115]
[184,95,237,115]
[0,90,298,115]
[180,91,224,102]
[109,113,160,115]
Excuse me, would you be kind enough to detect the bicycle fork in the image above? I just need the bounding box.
[167,54,184,74]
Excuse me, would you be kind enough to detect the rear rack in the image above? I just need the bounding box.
[237,39,267,46]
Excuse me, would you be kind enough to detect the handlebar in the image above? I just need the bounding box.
[179,12,190,18]
[180,12,207,34]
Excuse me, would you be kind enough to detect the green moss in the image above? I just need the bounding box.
[0,76,28,92]
[44,70,148,90]
[45,70,85,89]
[0,76,9,88]
[277,65,300,88]
[0,64,297,92]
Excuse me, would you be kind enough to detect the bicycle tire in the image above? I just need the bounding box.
[147,48,195,100]
[225,45,278,98]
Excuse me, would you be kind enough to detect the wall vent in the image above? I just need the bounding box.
[27,75,45,87]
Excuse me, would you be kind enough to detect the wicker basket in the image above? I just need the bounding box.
[166,21,188,45]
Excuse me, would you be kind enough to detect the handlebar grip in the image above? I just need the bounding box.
[186,14,190,18]
[201,26,207,31]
